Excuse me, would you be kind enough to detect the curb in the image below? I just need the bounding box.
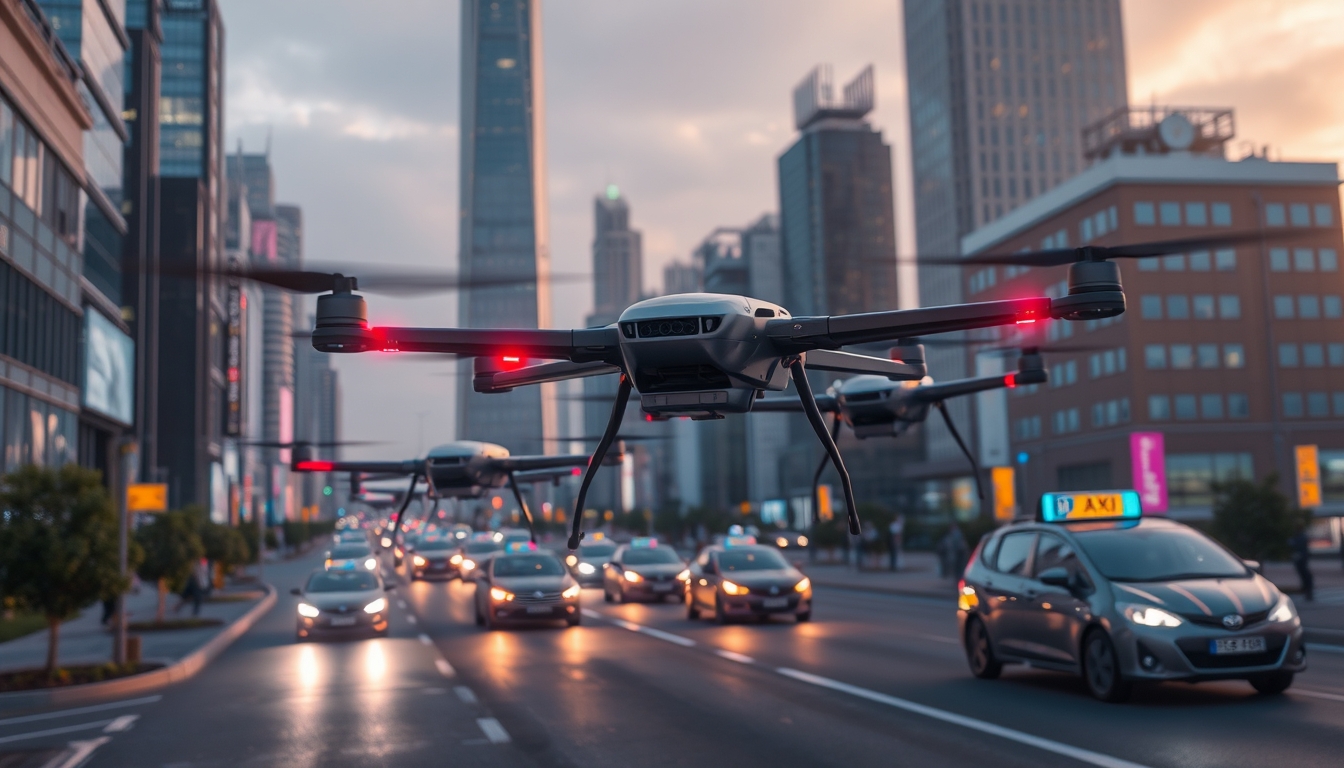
[0,585,277,712]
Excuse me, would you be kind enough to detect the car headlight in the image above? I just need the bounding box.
[462,559,476,571]
[364,597,386,614]
[297,602,320,618]
[562,583,581,599]
[721,580,746,596]
[623,570,643,583]
[566,554,578,566]
[797,535,809,547]
[365,558,379,571]
[776,536,789,548]
[490,587,515,602]
[794,577,811,593]
[676,569,690,581]
[381,537,392,548]
[413,555,427,567]
[577,562,596,575]
[1121,603,1183,628]
[1268,595,1298,623]
[450,554,463,564]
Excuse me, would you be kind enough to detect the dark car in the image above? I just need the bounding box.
[474,552,582,629]
[455,539,505,581]
[959,500,1305,702]
[293,569,392,640]
[567,540,618,588]
[602,541,687,603]
[685,544,812,623]
[407,531,460,581]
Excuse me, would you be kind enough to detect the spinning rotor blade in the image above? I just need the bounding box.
[240,438,385,448]
[915,230,1282,269]
[162,260,589,296]
[915,337,1111,356]
[543,434,668,443]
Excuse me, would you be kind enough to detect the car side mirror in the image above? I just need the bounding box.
[290,587,302,596]
[1243,559,1263,575]
[1037,567,1071,588]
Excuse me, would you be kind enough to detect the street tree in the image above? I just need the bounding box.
[135,511,204,622]
[0,464,126,675]
[1210,474,1311,562]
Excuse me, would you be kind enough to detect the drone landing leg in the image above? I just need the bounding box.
[568,374,633,550]
[810,416,841,557]
[390,472,422,558]
[934,401,985,501]
[506,471,538,544]
[790,359,860,536]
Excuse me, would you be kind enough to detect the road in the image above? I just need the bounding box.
[2,547,1342,767]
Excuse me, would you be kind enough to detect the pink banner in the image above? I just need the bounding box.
[1130,432,1168,514]
[251,219,278,262]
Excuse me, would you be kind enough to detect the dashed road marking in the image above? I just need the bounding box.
[102,715,138,733]
[406,614,417,625]
[476,717,511,744]
[1294,688,1344,704]
[435,659,456,677]
[47,737,110,768]
[397,600,407,609]
[775,667,1153,768]
[0,720,114,745]
[609,618,696,647]
[418,633,433,645]
[0,696,160,727]
[455,686,478,704]
[715,649,755,664]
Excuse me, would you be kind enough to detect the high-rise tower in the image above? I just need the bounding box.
[456,0,553,457]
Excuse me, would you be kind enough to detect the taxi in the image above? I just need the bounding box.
[684,542,811,623]
[325,543,378,572]
[473,543,582,629]
[602,538,687,603]
[565,534,617,588]
[958,490,1306,702]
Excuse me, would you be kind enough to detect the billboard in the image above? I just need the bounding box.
[251,219,277,262]
[1130,432,1168,514]
[225,285,245,435]
[1295,444,1322,508]
[83,308,135,425]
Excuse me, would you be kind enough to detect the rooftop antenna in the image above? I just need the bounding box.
[265,126,272,157]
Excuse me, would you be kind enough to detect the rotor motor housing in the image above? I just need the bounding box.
[1052,260,1126,320]
[313,292,377,352]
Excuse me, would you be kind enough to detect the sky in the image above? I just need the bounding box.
[218,0,1344,461]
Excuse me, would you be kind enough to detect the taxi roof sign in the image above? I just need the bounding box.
[1038,490,1142,523]
[503,541,538,553]
[629,537,658,548]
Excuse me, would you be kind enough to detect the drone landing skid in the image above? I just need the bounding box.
[568,374,633,550]
[790,359,861,536]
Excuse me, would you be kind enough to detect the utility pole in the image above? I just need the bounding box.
[114,439,138,666]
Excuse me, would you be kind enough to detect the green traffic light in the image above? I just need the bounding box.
[323,485,333,496]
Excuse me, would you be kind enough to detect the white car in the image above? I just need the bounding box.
[293,569,392,640]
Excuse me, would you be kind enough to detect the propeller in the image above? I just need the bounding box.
[911,230,1289,268]
[238,439,385,448]
[543,434,668,443]
[915,338,1111,356]
[158,261,590,296]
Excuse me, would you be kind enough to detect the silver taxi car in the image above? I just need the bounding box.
[958,490,1305,702]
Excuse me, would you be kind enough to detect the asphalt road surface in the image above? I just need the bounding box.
[3,548,1343,767]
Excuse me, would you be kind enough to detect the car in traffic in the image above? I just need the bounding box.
[958,490,1306,702]
[406,530,460,581]
[292,568,392,640]
[684,544,812,623]
[602,538,687,603]
[474,549,582,629]
[455,539,506,581]
[567,539,618,588]
[326,542,378,572]
[334,528,367,545]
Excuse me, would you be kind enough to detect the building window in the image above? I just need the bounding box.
[1140,295,1162,319]
[1080,217,1093,242]
[1170,344,1194,369]
[1214,249,1236,271]
[1185,202,1207,226]
[1265,203,1286,227]
[1330,343,1344,367]
[1335,394,1344,417]
[1283,392,1304,417]
[1162,254,1186,271]
[1228,393,1250,419]
[1218,295,1241,319]
[1290,203,1311,227]
[1144,345,1167,369]
[1326,296,1343,319]
[1224,343,1246,368]
[1304,343,1325,367]
[1279,343,1300,367]
[1211,202,1232,226]
[1196,344,1219,369]
[1138,257,1159,272]
[1189,251,1211,271]
[1321,249,1339,271]
[1269,248,1290,271]
[1134,202,1155,226]
[1294,248,1315,271]
[1315,204,1334,227]
[1200,394,1223,419]
[1159,202,1181,226]
[1192,295,1215,319]
[1174,394,1198,420]
[1166,295,1190,319]
[1273,295,1295,318]
[1299,295,1321,319]
[1308,392,1330,418]
[1148,395,1171,420]
[1167,453,1253,508]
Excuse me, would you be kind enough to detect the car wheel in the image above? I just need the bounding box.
[603,587,614,603]
[796,610,812,623]
[686,592,700,620]
[484,609,499,631]
[1249,671,1294,695]
[567,613,582,627]
[713,596,728,625]
[1082,630,1132,703]
[964,617,1002,679]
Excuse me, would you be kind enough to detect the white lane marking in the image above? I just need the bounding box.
[455,686,478,704]
[47,737,110,768]
[1306,643,1344,654]
[406,614,417,625]
[715,649,755,664]
[0,720,113,745]
[435,659,456,678]
[418,633,433,645]
[397,600,407,609]
[775,668,1153,768]
[581,608,601,619]
[611,618,696,647]
[101,715,138,733]
[0,696,160,727]
[1294,688,1344,704]
[476,717,511,744]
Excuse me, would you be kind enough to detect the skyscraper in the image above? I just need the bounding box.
[590,185,642,326]
[456,0,554,458]
[904,0,1128,469]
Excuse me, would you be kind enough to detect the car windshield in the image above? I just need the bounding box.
[718,548,789,571]
[306,571,379,592]
[331,544,371,559]
[464,542,502,554]
[493,555,565,577]
[579,544,616,559]
[623,548,682,565]
[1072,525,1248,582]
[418,541,455,552]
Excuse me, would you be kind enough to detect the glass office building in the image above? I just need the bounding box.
[456,0,554,458]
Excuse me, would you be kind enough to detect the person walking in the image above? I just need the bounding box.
[1289,525,1314,602]
[173,558,210,617]
[888,515,905,572]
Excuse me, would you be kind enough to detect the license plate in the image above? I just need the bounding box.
[526,606,553,614]
[330,616,357,627]
[653,583,674,592]
[762,597,789,609]
[1210,636,1266,655]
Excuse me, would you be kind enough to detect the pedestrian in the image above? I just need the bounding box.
[938,524,968,580]
[173,557,210,617]
[888,514,905,572]
[1289,524,1314,602]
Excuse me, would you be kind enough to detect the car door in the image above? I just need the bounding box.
[1029,533,1094,665]
[985,531,1039,659]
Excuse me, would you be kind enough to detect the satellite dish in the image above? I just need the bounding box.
[1158,113,1195,151]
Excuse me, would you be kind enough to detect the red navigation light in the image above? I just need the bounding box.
[1016,318,1037,325]
[570,467,582,476]
[296,460,335,471]
[1004,373,1017,389]
[499,353,526,371]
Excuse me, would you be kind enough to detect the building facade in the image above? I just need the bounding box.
[456,0,554,458]
[963,107,1343,519]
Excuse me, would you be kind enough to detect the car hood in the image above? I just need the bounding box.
[493,575,570,593]
[720,569,803,590]
[302,590,383,611]
[1111,575,1278,618]
[624,563,685,578]
[415,548,455,557]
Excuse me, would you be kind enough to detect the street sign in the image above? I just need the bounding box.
[1295,444,1321,508]
[1129,432,1168,514]
[991,467,1016,521]
[1038,490,1142,523]
[126,483,168,513]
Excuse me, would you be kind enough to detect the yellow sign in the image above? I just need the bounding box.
[816,484,834,521]
[1296,445,1322,508]
[126,483,168,513]
[991,467,1016,521]
[1062,493,1126,519]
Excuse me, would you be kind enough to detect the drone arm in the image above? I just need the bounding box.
[367,327,622,364]
[475,360,621,394]
[767,298,1051,352]
[293,459,420,474]
[934,401,985,501]
[804,349,925,381]
[906,374,1019,404]
[568,374,633,549]
[497,454,594,473]
[505,472,538,545]
[790,359,860,536]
